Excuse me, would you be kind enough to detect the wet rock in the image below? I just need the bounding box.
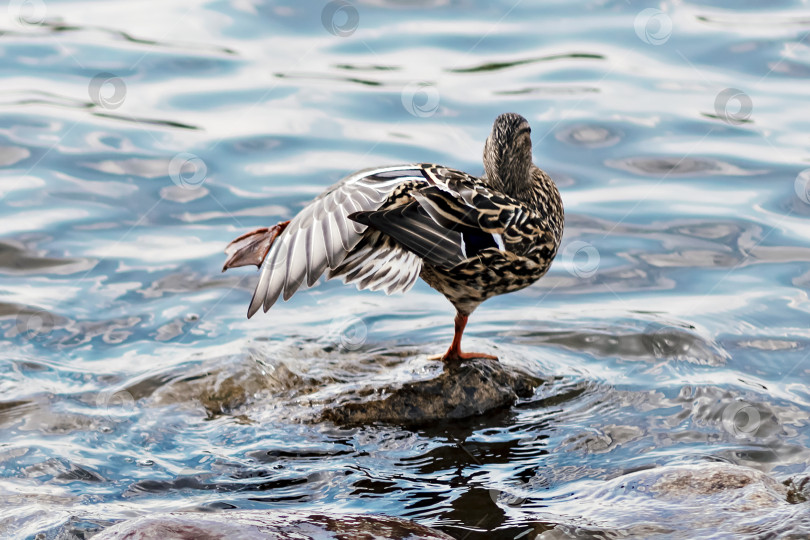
[528,461,810,538]
[135,345,545,427]
[645,462,787,505]
[93,510,454,540]
[320,358,541,426]
[785,476,810,504]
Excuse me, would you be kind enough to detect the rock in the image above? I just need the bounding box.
[525,461,810,538]
[135,346,545,426]
[145,351,306,417]
[92,510,455,540]
[647,462,785,504]
[320,358,541,426]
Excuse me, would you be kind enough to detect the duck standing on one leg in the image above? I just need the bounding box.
[223,113,564,362]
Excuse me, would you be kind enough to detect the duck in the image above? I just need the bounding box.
[222,112,564,362]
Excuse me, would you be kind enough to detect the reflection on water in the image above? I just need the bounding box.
[2,0,810,538]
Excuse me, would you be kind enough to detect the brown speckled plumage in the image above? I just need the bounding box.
[223,113,564,362]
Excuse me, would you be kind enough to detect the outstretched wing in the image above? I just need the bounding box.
[350,176,549,270]
[327,229,422,294]
[247,165,426,317]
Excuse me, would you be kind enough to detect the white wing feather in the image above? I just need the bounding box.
[247,165,423,317]
[328,230,422,295]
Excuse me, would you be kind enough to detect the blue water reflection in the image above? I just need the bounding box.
[2,0,810,538]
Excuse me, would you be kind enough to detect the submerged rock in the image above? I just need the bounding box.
[93,510,454,540]
[144,349,307,418]
[527,461,810,538]
[320,358,541,426]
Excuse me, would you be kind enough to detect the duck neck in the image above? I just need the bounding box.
[487,162,564,245]
[498,166,534,204]
[530,165,565,244]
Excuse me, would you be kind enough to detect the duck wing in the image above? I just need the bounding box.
[327,229,422,295]
[350,176,550,270]
[247,165,426,317]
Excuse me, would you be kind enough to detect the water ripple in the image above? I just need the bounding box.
[2,0,810,538]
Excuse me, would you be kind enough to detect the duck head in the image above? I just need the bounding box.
[483,112,534,199]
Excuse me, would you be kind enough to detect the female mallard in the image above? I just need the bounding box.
[223,113,564,362]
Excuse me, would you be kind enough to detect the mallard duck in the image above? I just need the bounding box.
[223,113,564,362]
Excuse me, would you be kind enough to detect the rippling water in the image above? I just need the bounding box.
[3,0,810,538]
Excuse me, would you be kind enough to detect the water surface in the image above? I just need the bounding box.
[2,0,810,538]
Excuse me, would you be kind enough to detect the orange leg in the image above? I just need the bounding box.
[432,312,498,363]
[222,220,290,272]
